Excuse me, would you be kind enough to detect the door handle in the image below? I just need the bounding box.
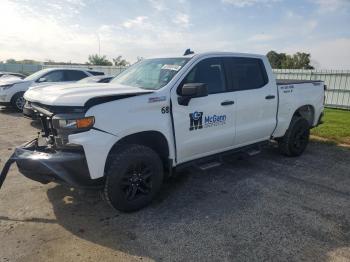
[221,100,235,106]
[265,95,275,100]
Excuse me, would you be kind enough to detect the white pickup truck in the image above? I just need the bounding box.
[0,52,325,212]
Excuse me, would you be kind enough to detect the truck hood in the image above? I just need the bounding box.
[24,83,153,106]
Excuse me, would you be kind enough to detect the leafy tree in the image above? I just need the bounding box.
[87,54,112,66]
[266,51,285,69]
[136,56,144,62]
[113,56,130,67]
[267,50,314,69]
[6,58,17,64]
[292,52,314,69]
[5,58,41,64]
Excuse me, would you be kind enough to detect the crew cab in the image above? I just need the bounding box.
[0,52,325,212]
[0,68,104,111]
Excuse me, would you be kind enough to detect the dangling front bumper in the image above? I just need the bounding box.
[0,139,104,190]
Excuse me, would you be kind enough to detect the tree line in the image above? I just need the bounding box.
[0,55,134,67]
[266,51,314,69]
[1,51,313,69]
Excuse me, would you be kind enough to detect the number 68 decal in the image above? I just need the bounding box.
[161,106,170,114]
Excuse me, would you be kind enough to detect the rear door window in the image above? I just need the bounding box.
[226,58,268,91]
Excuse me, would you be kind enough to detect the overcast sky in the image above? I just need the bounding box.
[1,0,349,69]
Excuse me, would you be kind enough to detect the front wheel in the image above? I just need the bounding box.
[278,116,310,157]
[11,92,25,111]
[104,144,164,212]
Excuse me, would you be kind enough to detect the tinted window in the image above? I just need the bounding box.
[43,70,65,82]
[228,58,268,90]
[88,71,104,76]
[65,70,88,81]
[183,58,226,94]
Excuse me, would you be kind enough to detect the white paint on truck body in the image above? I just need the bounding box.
[24,52,325,180]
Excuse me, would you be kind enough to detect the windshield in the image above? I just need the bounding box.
[111,58,190,90]
[24,69,51,81]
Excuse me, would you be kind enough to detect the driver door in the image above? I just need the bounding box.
[171,57,236,164]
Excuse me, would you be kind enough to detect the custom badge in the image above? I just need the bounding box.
[189,111,203,131]
[189,111,226,131]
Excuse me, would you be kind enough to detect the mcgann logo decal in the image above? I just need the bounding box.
[189,111,226,131]
[189,111,203,130]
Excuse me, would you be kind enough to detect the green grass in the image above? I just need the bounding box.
[311,108,350,145]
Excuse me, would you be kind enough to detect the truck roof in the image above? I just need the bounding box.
[148,51,266,60]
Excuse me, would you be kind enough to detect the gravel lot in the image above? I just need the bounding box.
[0,107,350,262]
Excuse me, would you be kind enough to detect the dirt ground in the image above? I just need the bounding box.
[0,106,350,262]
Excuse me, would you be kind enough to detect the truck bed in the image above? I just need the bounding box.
[272,79,325,138]
[277,79,323,85]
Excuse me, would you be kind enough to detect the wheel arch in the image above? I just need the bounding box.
[104,130,171,175]
[292,104,315,126]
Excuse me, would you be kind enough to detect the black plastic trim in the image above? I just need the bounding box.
[12,139,103,189]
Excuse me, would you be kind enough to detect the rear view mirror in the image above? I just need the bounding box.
[178,83,208,106]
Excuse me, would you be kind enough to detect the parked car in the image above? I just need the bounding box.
[0,68,104,111]
[0,72,26,79]
[77,75,113,83]
[1,52,325,212]
[23,75,113,119]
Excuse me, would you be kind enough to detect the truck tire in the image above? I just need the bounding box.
[104,144,164,212]
[278,116,310,157]
[11,92,25,111]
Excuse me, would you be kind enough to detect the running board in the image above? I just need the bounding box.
[244,148,261,156]
[175,141,268,173]
[198,161,222,171]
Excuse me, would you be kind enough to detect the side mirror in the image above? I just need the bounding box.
[37,77,47,83]
[178,83,208,106]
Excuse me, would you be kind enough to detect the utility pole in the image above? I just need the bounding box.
[96,33,101,56]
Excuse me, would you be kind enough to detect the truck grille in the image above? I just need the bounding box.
[32,103,67,147]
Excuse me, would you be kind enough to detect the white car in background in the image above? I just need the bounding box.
[0,68,104,111]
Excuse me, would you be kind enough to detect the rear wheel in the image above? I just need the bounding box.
[104,144,164,212]
[278,116,310,157]
[11,92,25,111]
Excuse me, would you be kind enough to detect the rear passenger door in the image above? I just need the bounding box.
[225,57,277,146]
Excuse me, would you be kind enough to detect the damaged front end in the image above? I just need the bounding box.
[0,103,104,190]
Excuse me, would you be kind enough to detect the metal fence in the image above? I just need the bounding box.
[1,63,349,109]
[273,69,350,110]
[0,63,42,75]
